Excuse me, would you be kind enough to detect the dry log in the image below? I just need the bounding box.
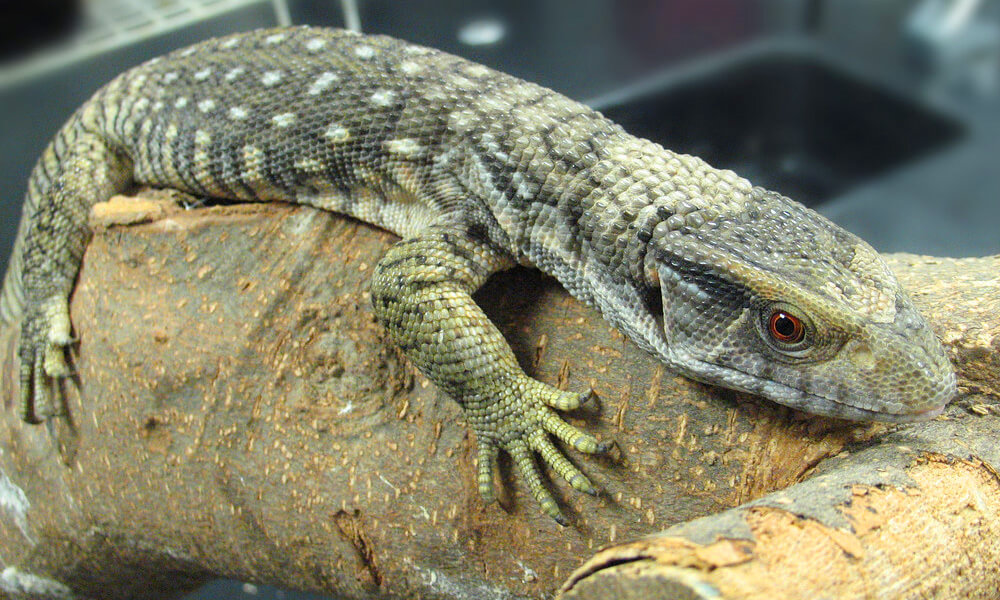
[0,194,996,599]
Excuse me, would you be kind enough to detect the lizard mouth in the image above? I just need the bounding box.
[754,376,950,423]
[791,395,945,423]
[674,355,951,424]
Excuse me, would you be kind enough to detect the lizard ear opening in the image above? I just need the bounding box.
[642,266,669,340]
[643,283,664,327]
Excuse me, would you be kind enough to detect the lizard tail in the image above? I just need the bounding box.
[1,181,41,325]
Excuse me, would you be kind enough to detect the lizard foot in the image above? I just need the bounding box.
[473,377,610,525]
[19,295,74,423]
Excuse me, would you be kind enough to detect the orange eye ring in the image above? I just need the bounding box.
[768,311,805,344]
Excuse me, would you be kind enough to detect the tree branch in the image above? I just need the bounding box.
[1,194,997,599]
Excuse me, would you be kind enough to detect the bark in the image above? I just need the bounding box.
[0,193,997,600]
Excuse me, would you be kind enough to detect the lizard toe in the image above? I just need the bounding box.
[527,429,598,496]
[19,359,42,424]
[44,341,72,378]
[540,409,610,454]
[539,387,588,411]
[507,439,567,526]
[475,439,499,506]
[19,298,74,423]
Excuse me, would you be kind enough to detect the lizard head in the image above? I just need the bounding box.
[647,187,956,423]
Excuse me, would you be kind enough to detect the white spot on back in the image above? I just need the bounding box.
[399,61,423,76]
[261,71,283,86]
[162,72,179,84]
[308,71,339,95]
[174,97,188,108]
[324,124,350,143]
[422,89,449,104]
[179,46,197,57]
[195,130,211,150]
[265,33,287,45]
[450,74,478,90]
[448,109,477,134]
[384,138,422,157]
[370,89,396,107]
[295,157,324,172]
[272,113,296,128]
[305,38,327,51]
[127,74,148,91]
[404,45,431,55]
[228,106,248,120]
[220,38,240,49]
[194,68,212,81]
[197,99,216,113]
[225,67,245,82]
[463,64,491,78]
[354,45,376,59]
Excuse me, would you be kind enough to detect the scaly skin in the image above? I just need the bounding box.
[0,27,956,523]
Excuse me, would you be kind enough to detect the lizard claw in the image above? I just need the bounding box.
[539,387,600,412]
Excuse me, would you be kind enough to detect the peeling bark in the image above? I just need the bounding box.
[0,195,997,599]
[561,453,1000,600]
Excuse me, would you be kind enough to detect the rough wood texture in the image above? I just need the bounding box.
[0,196,997,599]
[561,444,1000,599]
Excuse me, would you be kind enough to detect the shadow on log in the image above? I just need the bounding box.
[0,193,997,599]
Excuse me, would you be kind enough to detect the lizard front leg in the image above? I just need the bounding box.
[370,226,609,524]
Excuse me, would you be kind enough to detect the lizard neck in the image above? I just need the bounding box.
[498,132,760,364]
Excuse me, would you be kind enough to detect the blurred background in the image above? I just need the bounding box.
[0,0,997,597]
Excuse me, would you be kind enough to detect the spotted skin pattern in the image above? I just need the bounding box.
[0,27,955,523]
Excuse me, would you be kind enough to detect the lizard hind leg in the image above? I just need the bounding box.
[370,226,609,524]
[7,129,132,424]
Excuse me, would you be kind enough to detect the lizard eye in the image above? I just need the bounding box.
[768,310,805,344]
[758,303,812,355]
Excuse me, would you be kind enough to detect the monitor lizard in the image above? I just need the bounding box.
[0,27,956,523]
